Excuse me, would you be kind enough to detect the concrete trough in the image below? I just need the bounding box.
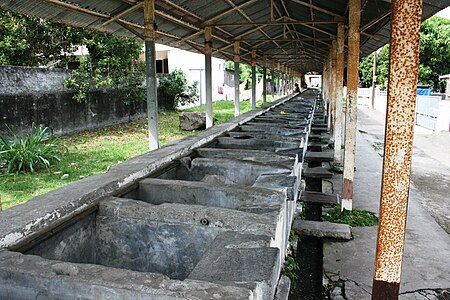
[0,91,320,300]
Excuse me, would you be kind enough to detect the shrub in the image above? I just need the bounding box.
[158,68,199,110]
[0,124,62,173]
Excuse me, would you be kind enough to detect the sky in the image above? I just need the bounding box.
[435,6,450,19]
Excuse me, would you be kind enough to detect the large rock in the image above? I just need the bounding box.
[179,112,206,131]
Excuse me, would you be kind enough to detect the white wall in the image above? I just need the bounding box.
[156,44,226,109]
[357,87,450,132]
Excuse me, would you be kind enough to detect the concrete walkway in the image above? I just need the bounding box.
[323,108,450,299]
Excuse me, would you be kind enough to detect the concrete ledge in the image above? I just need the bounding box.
[196,148,296,166]
[274,275,291,300]
[98,197,278,238]
[134,178,285,214]
[293,220,352,240]
[0,250,255,299]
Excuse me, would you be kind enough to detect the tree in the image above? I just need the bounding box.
[0,8,146,104]
[225,61,262,86]
[419,16,450,91]
[359,16,450,92]
[63,32,145,103]
[0,8,84,66]
[157,68,199,110]
[359,44,390,89]
[359,53,375,88]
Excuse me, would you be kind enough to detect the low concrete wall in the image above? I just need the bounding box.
[0,65,146,136]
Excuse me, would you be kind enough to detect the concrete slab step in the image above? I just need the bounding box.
[309,134,330,142]
[292,220,352,240]
[307,141,330,150]
[305,151,334,162]
[311,126,328,133]
[303,167,333,179]
[299,191,339,205]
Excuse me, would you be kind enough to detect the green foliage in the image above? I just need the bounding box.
[63,32,144,104]
[358,44,390,89]
[0,8,145,104]
[281,229,300,289]
[419,16,450,91]
[359,16,450,91]
[158,68,199,110]
[0,124,62,173]
[375,45,390,90]
[322,207,378,227]
[225,60,263,85]
[0,8,84,66]
[281,255,300,287]
[359,52,375,88]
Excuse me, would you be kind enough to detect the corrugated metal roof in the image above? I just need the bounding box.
[0,0,447,74]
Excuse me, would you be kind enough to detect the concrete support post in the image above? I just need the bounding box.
[276,62,280,96]
[234,41,240,117]
[342,0,361,210]
[204,27,213,128]
[263,56,267,106]
[372,0,423,298]
[330,41,337,134]
[326,52,333,131]
[334,23,345,164]
[324,61,328,99]
[371,50,377,110]
[288,69,291,93]
[271,61,275,101]
[281,66,285,96]
[251,49,257,110]
[144,0,159,150]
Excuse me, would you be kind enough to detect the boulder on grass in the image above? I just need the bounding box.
[179,112,207,131]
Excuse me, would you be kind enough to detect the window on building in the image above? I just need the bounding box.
[156,59,169,74]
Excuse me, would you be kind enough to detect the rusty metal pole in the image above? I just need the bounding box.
[234,41,240,117]
[204,27,213,128]
[341,0,361,211]
[371,50,377,110]
[251,49,257,110]
[144,0,159,150]
[372,0,423,298]
[334,23,345,164]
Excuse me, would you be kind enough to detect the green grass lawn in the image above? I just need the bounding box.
[0,97,277,210]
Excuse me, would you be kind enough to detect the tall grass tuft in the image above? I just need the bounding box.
[0,124,62,173]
